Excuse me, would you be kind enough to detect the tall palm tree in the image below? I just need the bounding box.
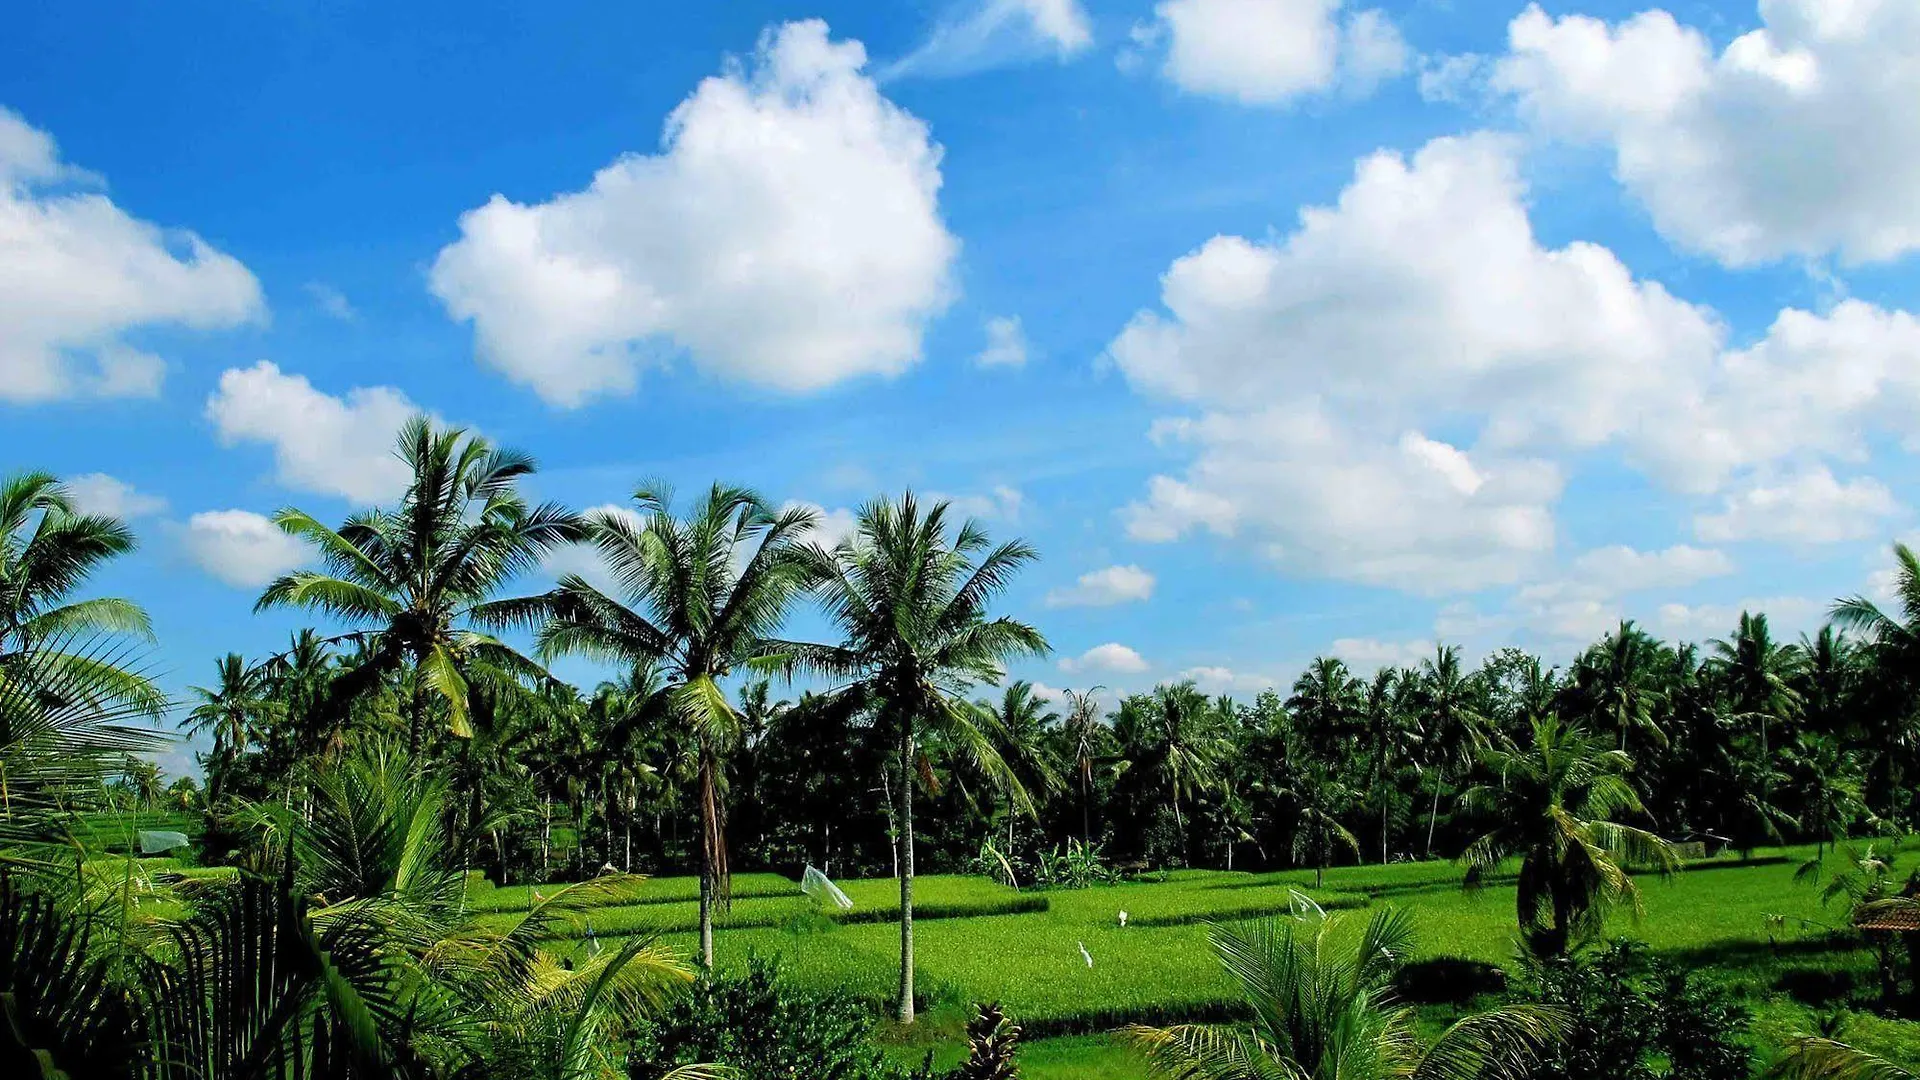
[1711,611,1803,814]
[1459,715,1680,957]
[1287,656,1358,742]
[791,493,1047,1023]
[1573,621,1666,754]
[1114,682,1226,863]
[0,472,162,715]
[1062,686,1108,845]
[1358,668,1421,864]
[1413,645,1485,857]
[257,417,580,749]
[1125,906,1557,1080]
[525,484,818,969]
[184,653,276,803]
[978,680,1063,848]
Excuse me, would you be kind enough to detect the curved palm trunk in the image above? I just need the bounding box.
[896,718,916,1024]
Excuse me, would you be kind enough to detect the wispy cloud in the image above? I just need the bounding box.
[884,0,1093,80]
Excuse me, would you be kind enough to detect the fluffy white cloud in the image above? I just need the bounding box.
[1180,665,1277,692]
[1569,544,1734,592]
[780,500,860,548]
[1120,404,1563,593]
[885,0,1093,78]
[64,473,167,519]
[935,485,1024,522]
[181,510,308,588]
[1655,596,1827,641]
[1046,564,1156,607]
[1060,642,1149,675]
[1492,1,1920,266]
[976,315,1029,368]
[1695,468,1900,544]
[431,21,957,407]
[0,109,262,402]
[1147,0,1408,104]
[1329,638,1434,670]
[205,361,418,503]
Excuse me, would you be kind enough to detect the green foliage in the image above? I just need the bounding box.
[951,1002,1021,1080]
[1518,941,1751,1080]
[629,955,912,1080]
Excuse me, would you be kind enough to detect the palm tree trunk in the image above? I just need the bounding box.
[698,754,721,971]
[1381,795,1390,865]
[1081,769,1092,846]
[897,718,916,1024]
[1425,777,1441,858]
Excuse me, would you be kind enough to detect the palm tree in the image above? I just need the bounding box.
[525,484,818,969]
[1287,656,1358,742]
[1573,621,1666,753]
[1061,686,1108,845]
[1836,543,1920,680]
[1412,645,1485,857]
[1114,682,1225,864]
[1286,756,1359,887]
[1125,906,1557,1080]
[1358,668,1420,864]
[978,680,1064,849]
[185,653,276,803]
[1459,715,1681,957]
[257,417,580,749]
[1711,611,1803,795]
[0,472,162,716]
[1775,1036,1916,1080]
[791,493,1047,1023]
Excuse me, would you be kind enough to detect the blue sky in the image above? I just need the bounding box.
[6,0,1919,762]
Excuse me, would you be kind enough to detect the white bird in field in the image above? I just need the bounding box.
[1078,941,1093,968]
[1117,910,1128,927]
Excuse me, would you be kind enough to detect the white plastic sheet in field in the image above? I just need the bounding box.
[801,865,853,910]
[138,830,189,854]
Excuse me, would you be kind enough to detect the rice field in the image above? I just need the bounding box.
[460,842,1920,1076]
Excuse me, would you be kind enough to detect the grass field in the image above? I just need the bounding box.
[101,841,1920,1075]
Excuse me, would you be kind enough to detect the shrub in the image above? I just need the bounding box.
[1517,940,1751,1080]
[951,1002,1021,1080]
[628,955,912,1080]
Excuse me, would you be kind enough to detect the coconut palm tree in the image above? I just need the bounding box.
[521,484,818,969]
[790,493,1047,1023]
[1775,1036,1916,1080]
[1412,645,1485,857]
[1358,668,1420,864]
[1459,715,1681,957]
[185,652,276,803]
[1572,621,1666,754]
[0,471,162,716]
[256,417,580,749]
[1125,906,1557,1080]
[977,680,1064,849]
[1061,686,1108,845]
[1711,611,1803,794]
[1114,682,1226,864]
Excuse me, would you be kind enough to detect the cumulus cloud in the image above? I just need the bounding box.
[1492,0,1920,266]
[1060,642,1149,675]
[1145,0,1408,105]
[0,108,262,402]
[1329,638,1435,670]
[976,315,1029,368]
[64,473,167,519]
[181,510,308,588]
[1695,468,1900,544]
[934,485,1024,522]
[431,21,957,407]
[781,500,861,548]
[885,0,1093,78]
[1180,665,1277,693]
[1569,544,1734,592]
[1655,596,1827,641]
[1507,545,1734,641]
[205,361,418,503]
[1046,564,1156,607]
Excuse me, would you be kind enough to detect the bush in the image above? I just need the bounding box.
[1392,956,1507,1004]
[628,955,913,1080]
[1517,940,1751,1080]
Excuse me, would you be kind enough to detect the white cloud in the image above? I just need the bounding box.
[1060,642,1149,675]
[181,510,308,588]
[431,21,957,407]
[205,361,418,503]
[1492,0,1920,266]
[885,0,1093,79]
[1147,0,1408,104]
[304,282,356,321]
[1180,665,1277,693]
[1329,637,1434,670]
[1569,544,1733,592]
[935,485,1024,522]
[976,315,1029,368]
[1654,596,1827,641]
[64,473,167,519]
[1046,564,1156,607]
[780,500,860,548]
[1695,468,1900,544]
[0,108,262,402]
[1119,404,1562,593]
